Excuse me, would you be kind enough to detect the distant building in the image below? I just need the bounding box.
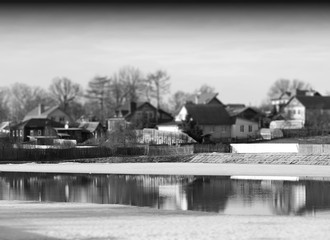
[175,103,233,141]
[283,95,330,128]
[10,118,63,143]
[115,101,173,129]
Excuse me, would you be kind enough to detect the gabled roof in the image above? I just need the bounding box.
[185,104,232,125]
[78,122,103,132]
[23,105,64,121]
[226,106,259,117]
[294,96,330,109]
[125,101,173,120]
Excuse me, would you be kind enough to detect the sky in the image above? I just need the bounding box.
[1,3,330,106]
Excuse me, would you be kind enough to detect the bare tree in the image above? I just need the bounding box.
[49,77,82,112]
[268,79,312,99]
[8,83,52,122]
[195,84,216,95]
[117,66,144,103]
[85,76,111,123]
[0,87,10,122]
[169,90,193,114]
[146,70,170,120]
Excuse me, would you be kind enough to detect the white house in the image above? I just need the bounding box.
[231,117,259,139]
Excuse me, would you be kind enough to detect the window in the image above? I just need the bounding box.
[20,130,23,137]
[30,130,34,136]
[297,109,300,115]
[248,125,252,132]
[37,130,42,136]
[59,117,65,123]
[240,125,244,132]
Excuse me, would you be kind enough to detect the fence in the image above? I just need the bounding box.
[193,143,230,153]
[0,145,195,162]
[282,128,329,138]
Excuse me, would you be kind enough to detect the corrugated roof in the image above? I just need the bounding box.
[185,104,232,125]
[295,96,330,109]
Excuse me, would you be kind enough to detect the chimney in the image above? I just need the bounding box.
[38,104,44,115]
[195,92,200,104]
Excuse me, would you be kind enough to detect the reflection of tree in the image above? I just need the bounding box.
[301,181,330,214]
[185,177,232,213]
[271,183,306,215]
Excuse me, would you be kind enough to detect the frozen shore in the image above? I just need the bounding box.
[0,162,330,180]
[0,201,329,240]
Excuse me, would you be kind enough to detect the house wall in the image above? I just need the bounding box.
[201,125,231,139]
[175,107,188,122]
[305,109,330,128]
[48,109,72,124]
[283,98,305,124]
[231,118,259,139]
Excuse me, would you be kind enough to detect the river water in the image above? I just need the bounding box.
[0,172,329,216]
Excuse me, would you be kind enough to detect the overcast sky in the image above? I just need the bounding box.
[1,3,330,106]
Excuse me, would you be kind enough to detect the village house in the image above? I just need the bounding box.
[78,121,106,139]
[23,104,73,125]
[175,103,233,141]
[226,105,260,139]
[10,118,64,143]
[283,95,330,128]
[115,101,173,129]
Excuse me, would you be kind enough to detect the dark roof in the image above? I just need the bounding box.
[185,104,232,125]
[226,104,246,109]
[295,96,330,109]
[226,106,259,117]
[296,89,321,96]
[12,118,64,129]
[125,102,173,120]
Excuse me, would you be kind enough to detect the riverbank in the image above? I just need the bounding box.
[0,201,329,240]
[1,162,330,180]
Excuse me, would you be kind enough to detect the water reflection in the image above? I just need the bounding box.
[0,173,329,216]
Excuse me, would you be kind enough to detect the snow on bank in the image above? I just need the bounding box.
[1,162,330,179]
[0,201,330,240]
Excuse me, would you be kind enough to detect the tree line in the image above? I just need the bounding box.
[0,65,219,124]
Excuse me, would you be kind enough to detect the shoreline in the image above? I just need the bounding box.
[1,162,330,180]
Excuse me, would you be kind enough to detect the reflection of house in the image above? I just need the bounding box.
[10,118,63,143]
[23,104,73,124]
[175,103,233,141]
[283,96,330,128]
